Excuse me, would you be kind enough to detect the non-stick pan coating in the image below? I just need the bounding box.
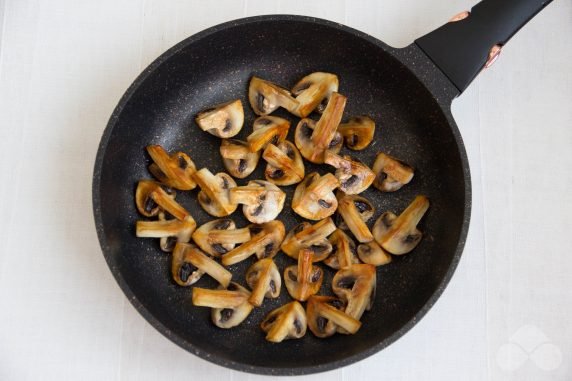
[93,16,470,375]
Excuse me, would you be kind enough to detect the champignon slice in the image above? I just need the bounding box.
[221,221,285,266]
[247,116,290,152]
[292,172,339,220]
[372,195,429,255]
[146,145,197,190]
[230,180,286,224]
[246,258,281,307]
[290,72,339,117]
[336,193,374,243]
[193,282,254,329]
[281,218,336,261]
[357,241,392,266]
[306,296,361,338]
[372,152,415,192]
[192,168,237,217]
[261,301,307,343]
[294,119,343,164]
[323,151,376,194]
[195,99,244,138]
[338,116,376,151]
[332,264,376,330]
[191,219,251,257]
[284,249,324,302]
[248,77,299,116]
[136,212,196,252]
[220,139,260,178]
[324,229,359,270]
[172,243,232,287]
[135,180,189,220]
[262,141,305,186]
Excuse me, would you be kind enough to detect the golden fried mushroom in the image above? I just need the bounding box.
[261,301,307,343]
[262,141,305,186]
[338,116,375,151]
[146,145,197,190]
[290,72,339,117]
[191,219,251,257]
[221,221,285,266]
[193,282,254,329]
[192,168,237,217]
[372,152,414,192]
[219,139,260,178]
[357,241,392,266]
[323,229,359,270]
[195,99,244,138]
[323,151,376,194]
[246,258,281,307]
[292,172,339,220]
[247,116,290,152]
[284,249,324,302]
[230,180,286,224]
[135,180,189,221]
[281,217,336,261]
[331,264,376,331]
[306,295,361,338]
[248,77,299,116]
[294,118,343,163]
[336,193,374,243]
[136,211,196,252]
[172,243,232,287]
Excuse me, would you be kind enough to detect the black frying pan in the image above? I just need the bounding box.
[93,0,551,375]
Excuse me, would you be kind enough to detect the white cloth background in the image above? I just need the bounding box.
[0,1,570,380]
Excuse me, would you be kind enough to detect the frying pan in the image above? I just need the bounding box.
[92,0,552,375]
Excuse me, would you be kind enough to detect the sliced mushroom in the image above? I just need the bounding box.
[284,249,323,302]
[332,264,376,330]
[290,72,339,117]
[260,301,307,343]
[338,116,375,151]
[193,282,254,329]
[324,229,359,270]
[247,116,290,152]
[230,180,286,224]
[294,118,343,164]
[372,152,414,192]
[262,141,305,186]
[136,212,196,252]
[306,295,361,338]
[219,139,260,178]
[248,77,299,116]
[146,145,197,190]
[221,221,285,266]
[292,172,339,220]
[191,219,251,257]
[281,217,336,261]
[372,195,429,255]
[135,180,189,220]
[336,193,374,243]
[195,99,244,138]
[294,92,346,163]
[172,243,232,287]
[246,258,281,307]
[323,151,376,195]
[357,241,392,266]
[192,168,237,217]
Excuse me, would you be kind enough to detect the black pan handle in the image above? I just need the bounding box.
[415,0,552,93]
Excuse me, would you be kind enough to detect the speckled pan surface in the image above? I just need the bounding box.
[92,15,470,375]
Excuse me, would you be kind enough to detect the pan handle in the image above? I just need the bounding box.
[415,0,552,93]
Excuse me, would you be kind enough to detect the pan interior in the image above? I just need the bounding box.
[96,18,466,372]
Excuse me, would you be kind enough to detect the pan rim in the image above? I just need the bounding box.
[92,14,471,376]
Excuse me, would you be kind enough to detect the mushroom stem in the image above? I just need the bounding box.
[222,235,268,266]
[176,243,232,288]
[248,260,275,306]
[338,196,374,243]
[294,218,336,243]
[263,144,297,175]
[192,288,248,309]
[310,92,346,162]
[400,195,430,225]
[229,186,267,205]
[219,142,251,159]
[247,118,290,152]
[315,301,361,334]
[146,145,196,190]
[208,228,251,245]
[192,169,235,215]
[136,216,195,238]
[306,173,339,198]
[149,186,189,221]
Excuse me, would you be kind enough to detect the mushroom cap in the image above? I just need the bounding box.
[246,258,281,306]
[292,172,339,220]
[284,249,324,302]
[260,301,307,342]
[331,264,376,324]
[191,219,251,257]
[248,76,298,116]
[146,145,197,190]
[263,141,305,186]
[357,241,392,266]
[247,116,290,152]
[281,218,336,261]
[324,151,376,195]
[193,169,238,217]
[306,295,361,338]
[220,139,260,179]
[372,195,429,255]
[338,116,376,151]
[209,282,254,329]
[372,152,415,192]
[323,229,360,270]
[195,99,244,138]
[294,119,342,164]
[290,72,339,117]
[221,221,286,266]
[336,192,375,243]
[230,180,286,224]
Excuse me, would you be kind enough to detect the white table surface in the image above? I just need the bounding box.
[0,0,570,380]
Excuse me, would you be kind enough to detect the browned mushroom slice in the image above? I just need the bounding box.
[294,118,343,165]
[357,241,392,266]
[262,141,305,186]
[324,151,376,195]
[324,229,359,270]
[172,243,232,287]
[136,212,196,252]
[230,180,286,224]
[221,221,285,266]
[246,258,281,307]
[193,282,254,329]
[372,195,429,255]
[290,72,339,117]
[146,145,197,190]
[191,219,251,257]
[192,168,237,217]
[248,77,299,116]
[135,180,189,220]
[284,249,323,302]
[372,152,415,192]
[338,116,375,151]
[246,116,290,152]
[260,301,307,342]
[219,139,260,178]
[306,295,361,338]
[195,99,244,138]
[332,264,376,330]
[292,172,339,220]
[336,193,374,243]
[281,217,336,261]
